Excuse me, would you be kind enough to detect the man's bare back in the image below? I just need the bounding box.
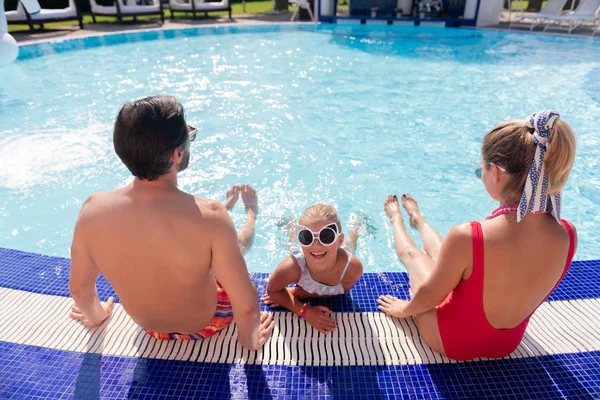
[68,95,273,350]
[76,182,232,333]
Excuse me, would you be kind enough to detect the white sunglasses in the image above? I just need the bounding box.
[296,223,341,247]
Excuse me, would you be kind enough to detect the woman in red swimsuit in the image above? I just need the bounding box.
[378,111,578,361]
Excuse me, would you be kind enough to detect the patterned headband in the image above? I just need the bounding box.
[518,110,562,223]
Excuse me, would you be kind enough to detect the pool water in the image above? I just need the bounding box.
[0,25,599,272]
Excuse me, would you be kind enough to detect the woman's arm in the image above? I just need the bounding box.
[379,224,471,318]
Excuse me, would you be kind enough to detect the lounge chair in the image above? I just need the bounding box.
[5,0,83,32]
[89,0,164,23]
[168,0,231,19]
[508,0,569,30]
[290,0,314,21]
[543,0,600,33]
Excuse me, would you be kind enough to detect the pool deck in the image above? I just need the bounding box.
[9,12,300,44]
[9,11,600,45]
[1,247,600,399]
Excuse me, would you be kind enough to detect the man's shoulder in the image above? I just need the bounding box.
[79,190,121,217]
[191,197,227,216]
[74,190,125,235]
[189,197,234,230]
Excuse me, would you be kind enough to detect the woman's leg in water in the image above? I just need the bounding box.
[384,194,445,356]
[401,194,444,260]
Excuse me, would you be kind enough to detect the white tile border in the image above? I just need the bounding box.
[1,287,599,365]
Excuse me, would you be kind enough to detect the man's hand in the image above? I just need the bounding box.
[69,297,115,327]
[254,312,275,350]
[377,295,411,318]
[304,306,337,334]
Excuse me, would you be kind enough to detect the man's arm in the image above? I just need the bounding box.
[69,196,114,327]
[209,202,273,350]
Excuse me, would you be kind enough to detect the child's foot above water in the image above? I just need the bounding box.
[276,216,296,243]
[224,185,240,211]
[346,213,362,244]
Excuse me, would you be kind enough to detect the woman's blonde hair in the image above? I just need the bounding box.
[299,204,342,232]
[482,118,576,199]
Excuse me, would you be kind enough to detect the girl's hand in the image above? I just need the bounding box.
[304,306,337,334]
[261,293,280,308]
[378,295,411,318]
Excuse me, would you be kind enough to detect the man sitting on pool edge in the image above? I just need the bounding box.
[67,95,274,350]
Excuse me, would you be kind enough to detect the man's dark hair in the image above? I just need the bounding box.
[113,95,188,181]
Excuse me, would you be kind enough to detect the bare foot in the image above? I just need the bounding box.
[401,194,421,229]
[237,185,258,255]
[384,195,403,224]
[241,184,258,216]
[284,216,296,242]
[345,213,363,253]
[224,185,240,211]
[348,229,359,243]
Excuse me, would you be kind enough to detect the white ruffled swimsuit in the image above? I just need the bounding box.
[290,245,352,296]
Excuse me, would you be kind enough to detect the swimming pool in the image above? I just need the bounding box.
[1,24,599,272]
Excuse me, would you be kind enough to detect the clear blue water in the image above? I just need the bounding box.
[1,25,599,272]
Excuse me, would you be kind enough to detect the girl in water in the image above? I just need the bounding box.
[263,204,363,334]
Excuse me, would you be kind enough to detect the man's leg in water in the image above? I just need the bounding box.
[223,185,257,255]
[224,185,240,211]
[238,185,257,255]
[401,194,444,260]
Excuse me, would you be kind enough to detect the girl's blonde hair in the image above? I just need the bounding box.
[299,204,342,232]
[482,118,576,199]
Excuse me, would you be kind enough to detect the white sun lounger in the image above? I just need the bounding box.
[168,0,231,19]
[508,0,569,31]
[5,0,83,31]
[543,0,600,34]
[89,0,164,23]
[290,0,315,21]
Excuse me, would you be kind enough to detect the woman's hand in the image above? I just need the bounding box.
[304,306,337,334]
[378,295,411,318]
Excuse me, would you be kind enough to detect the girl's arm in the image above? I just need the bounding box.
[341,256,363,294]
[266,256,304,314]
[266,256,338,334]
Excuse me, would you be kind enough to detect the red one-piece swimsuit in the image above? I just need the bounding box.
[436,217,575,361]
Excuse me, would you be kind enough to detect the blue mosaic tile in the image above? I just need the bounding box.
[1,247,599,310]
[1,247,600,311]
[0,341,598,399]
